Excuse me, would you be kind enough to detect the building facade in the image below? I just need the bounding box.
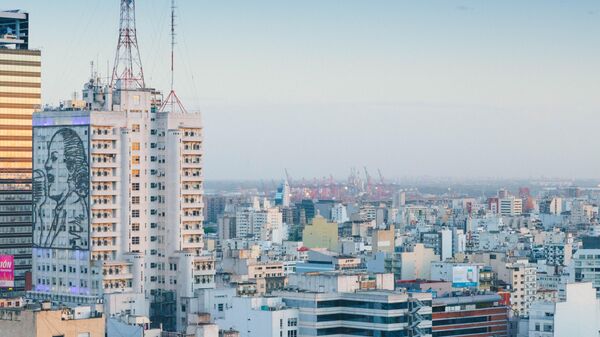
[0,10,40,292]
[280,290,433,337]
[30,76,214,331]
[432,293,509,337]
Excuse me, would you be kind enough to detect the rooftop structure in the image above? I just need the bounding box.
[0,10,28,49]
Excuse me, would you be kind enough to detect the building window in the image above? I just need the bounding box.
[287,318,297,327]
[287,330,297,337]
[132,142,140,151]
[132,183,140,191]
[132,124,140,132]
[132,169,140,177]
[132,223,140,231]
[132,210,140,218]
[132,196,140,204]
[132,237,140,245]
[132,156,140,164]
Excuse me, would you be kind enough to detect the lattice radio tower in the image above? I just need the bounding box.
[111,0,146,89]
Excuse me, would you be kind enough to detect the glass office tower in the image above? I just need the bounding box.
[0,10,40,291]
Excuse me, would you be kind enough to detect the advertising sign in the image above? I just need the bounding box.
[452,265,478,288]
[0,255,14,288]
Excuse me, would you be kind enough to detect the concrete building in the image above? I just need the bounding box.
[506,261,537,316]
[528,282,600,337]
[214,296,298,337]
[330,203,349,224]
[0,10,41,292]
[570,237,600,295]
[0,302,104,337]
[288,271,394,293]
[236,206,284,243]
[543,243,572,267]
[29,12,215,331]
[440,228,452,261]
[279,290,432,337]
[539,197,562,215]
[388,243,440,281]
[302,215,339,252]
[372,224,395,254]
[432,293,509,337]
[499,196,522,216]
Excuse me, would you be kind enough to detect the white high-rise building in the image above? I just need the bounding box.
[31,79,215,320]
[30,4,216,330]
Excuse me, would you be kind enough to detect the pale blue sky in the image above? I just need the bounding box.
[5,1,600,180]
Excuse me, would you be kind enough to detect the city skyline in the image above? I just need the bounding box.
[3,0,600,180]
[1,3,600,337]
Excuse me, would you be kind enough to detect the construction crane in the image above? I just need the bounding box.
[284,168,292,185]
[364,167,373,196]
[377,169,385,184]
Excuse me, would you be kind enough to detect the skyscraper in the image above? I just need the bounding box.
[30,1,214,331]
[0,10,40,292]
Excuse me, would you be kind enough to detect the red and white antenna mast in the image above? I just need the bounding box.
[111,0,145,89]
[160,0,188,113]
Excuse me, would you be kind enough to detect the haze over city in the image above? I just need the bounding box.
[5,0,600,180]
[3,2,600,337]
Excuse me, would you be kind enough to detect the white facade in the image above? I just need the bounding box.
[506,262,537,317]
[440,228,452,261]
[31,80,215,321]
[452,229,466,255]
[331,203,349,224]
[215,296,299,337]
[499,196,523,216]
[570,247,600,295]
[236,207,283,243]
[395,243,440,280]
[529,282,600,337]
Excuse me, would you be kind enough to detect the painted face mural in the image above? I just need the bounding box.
[33,127,90,250]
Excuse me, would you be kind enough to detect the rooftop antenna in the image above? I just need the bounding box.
[111,0,145,89]
[159,0,188,113]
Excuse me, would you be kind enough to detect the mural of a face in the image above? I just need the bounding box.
[45,133,69,201]
[34,126,90,250]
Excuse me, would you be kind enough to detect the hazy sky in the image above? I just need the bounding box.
[6,1,600,180]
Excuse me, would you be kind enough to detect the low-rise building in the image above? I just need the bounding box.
[278,290,432,337]
[432,293,509,337]
[0,302,104,337]
[528,282,600,337]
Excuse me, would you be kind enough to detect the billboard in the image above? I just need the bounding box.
[452,265,479,288]
[33,125,90,250]
[0,255,14,288]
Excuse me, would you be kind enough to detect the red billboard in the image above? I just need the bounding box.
[0,255,14,288]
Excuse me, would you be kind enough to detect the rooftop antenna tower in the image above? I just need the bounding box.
[111,0,146,89]
[159,0,188,113]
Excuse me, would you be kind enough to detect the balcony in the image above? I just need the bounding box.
[182,225,203,232]
[92,243,118,252]
[182,215,202,223]
[92,131,117,140]
[91,230,117,238]
[91,175,117,183]
[183,241,203,249]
